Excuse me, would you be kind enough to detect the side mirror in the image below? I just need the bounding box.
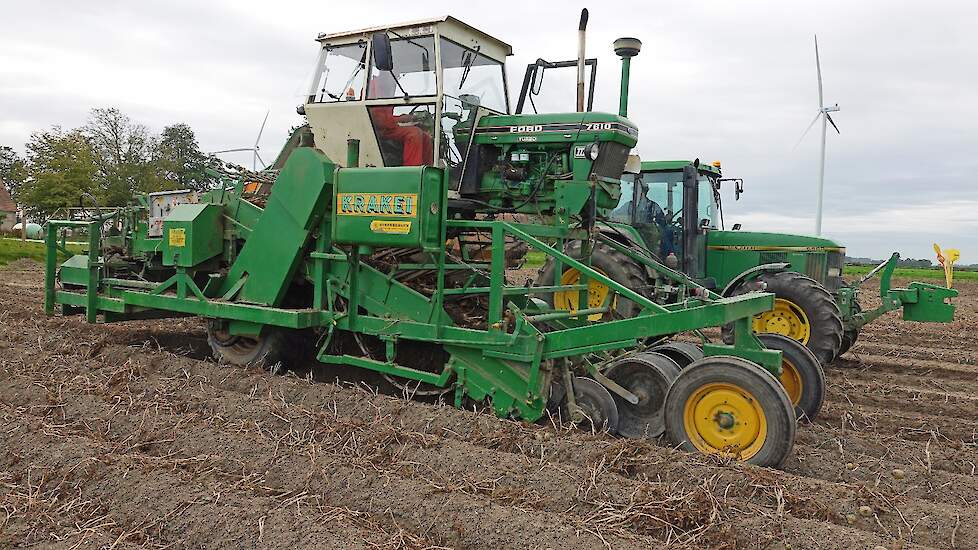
[371,32,393,72]
[531,66,545,95]
[732,223,742,231]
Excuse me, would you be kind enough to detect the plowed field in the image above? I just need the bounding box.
[1,259,975,549]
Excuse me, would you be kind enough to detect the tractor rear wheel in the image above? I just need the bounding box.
[725,271,843,365]
[664,356,796,467]
[538,242,649,321]
[207,323,289,372]
[757,333,825,422]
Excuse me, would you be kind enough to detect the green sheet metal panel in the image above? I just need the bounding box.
[162,203,223,267]
[219,147,337,306]
[332,166,444,251]
[59,254,90,286]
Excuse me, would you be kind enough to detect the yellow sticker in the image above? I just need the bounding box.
[168,228,186,247]
[370,220,412,234]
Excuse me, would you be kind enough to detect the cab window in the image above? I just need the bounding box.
[367,35,437,98]
[309,42,368,103]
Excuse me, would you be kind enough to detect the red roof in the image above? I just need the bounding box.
[0,186,16,212]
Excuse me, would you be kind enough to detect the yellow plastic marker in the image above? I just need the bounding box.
[933,243,960,288]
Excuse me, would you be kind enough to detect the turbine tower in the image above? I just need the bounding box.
[796,35,840,235]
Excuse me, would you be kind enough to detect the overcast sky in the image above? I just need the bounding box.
[3,0,976,263]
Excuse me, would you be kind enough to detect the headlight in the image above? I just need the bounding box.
[586,142,600,161]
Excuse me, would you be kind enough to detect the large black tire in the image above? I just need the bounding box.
[537,241,650,320]
[838,301,861,356]
[724,272,843,365]
[839,328,859,356]
[664,356,796,468]
[207,323,289,372]
[757,333,825,422]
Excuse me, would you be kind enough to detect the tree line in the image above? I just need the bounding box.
[0,108,217,219]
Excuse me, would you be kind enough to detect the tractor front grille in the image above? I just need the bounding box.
[805,253,828,284]
[825,251,844,291]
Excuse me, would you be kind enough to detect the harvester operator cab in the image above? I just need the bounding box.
[302,17,511,174]
[302,15,641,221]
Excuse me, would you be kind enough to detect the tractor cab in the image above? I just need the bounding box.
[612,160,724,278]
[303,17,512,172]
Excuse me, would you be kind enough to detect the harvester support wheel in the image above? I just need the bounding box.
[757,333,825,422]
[649,342,704,369]
[663,356,796,467]
[563,377,620,434]
[605,352,681,438]
[538,242,650,321]
[724,271,843,365]
[207,324,289,373]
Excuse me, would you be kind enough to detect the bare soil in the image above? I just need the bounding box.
[1,259,975,549]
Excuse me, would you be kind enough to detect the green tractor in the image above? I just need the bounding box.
[542,158,958,418]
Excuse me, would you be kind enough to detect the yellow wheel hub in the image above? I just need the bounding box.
[753,298,811,344]
[778,358,803,406]
[554,268,614,321]
[683,382,767,460]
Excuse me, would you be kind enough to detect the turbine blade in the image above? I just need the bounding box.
[815,35,824,109]
[255,151,266,169]
[792,111,823,151]
[254,110,270,148]
[825,112,840,134]
[211,147,254,154]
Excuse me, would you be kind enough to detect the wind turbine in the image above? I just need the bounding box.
[212,110,270,171]
[795,35,840,235]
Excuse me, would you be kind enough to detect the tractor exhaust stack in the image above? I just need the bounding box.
[577,9,589,112]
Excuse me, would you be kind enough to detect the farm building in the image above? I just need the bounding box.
[0,185,17,231]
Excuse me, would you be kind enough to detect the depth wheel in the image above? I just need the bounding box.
[664,356,795,467]
[757,333,825,422]
[606,352,681,438]
[562,377,619,434]
[649,342,703,369]
[725,272,843,365]
[207,323,288,372]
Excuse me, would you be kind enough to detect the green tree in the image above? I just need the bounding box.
[0,146,28,195]
[155,123,217,191]
[15,128,98,218]
[85,107,160,205]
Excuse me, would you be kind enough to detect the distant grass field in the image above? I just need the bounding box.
[0,238,84,266]
[844,264,975,281]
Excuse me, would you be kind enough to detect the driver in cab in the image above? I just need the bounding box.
[368,71,433,166]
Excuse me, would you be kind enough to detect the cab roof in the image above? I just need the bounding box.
[641,160,721,177]
[316,16,513,57]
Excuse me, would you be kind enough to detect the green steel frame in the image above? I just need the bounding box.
[44,150,783,424]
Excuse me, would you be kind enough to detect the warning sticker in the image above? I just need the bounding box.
[168,228,186,247]
[369,220,412,234]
